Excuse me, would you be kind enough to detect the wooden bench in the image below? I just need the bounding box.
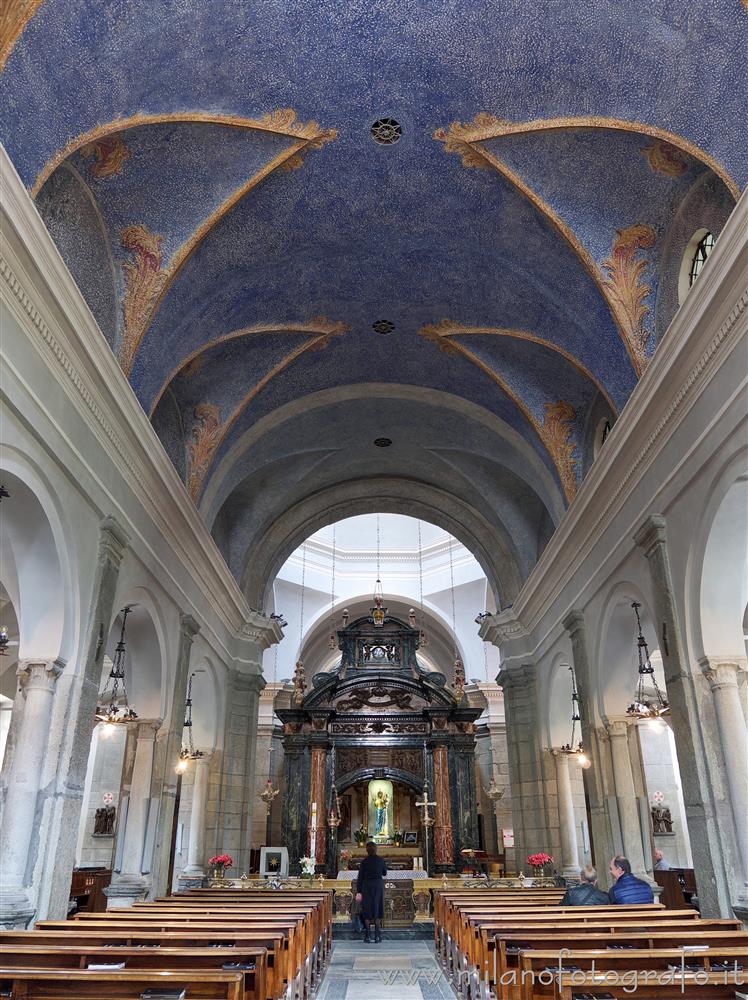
[517,946,748,1000]
[0,967,245,999]
[0,945,266,1000]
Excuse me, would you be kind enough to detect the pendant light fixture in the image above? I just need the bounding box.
[371,514,386,626]
[627,601,669,720]
[96,605,138,728]
[177,670,205,771]
[557,665,590,767]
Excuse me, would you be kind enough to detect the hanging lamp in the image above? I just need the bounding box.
[96,606,138,728]
[371,514,387,626]
[557,665,590,767]
[177,671,205,771]
[626,601,669,720]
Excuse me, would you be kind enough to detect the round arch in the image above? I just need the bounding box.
[336,767,424,796]
[545,653,575,748]
[244,478,523,613]
[0,450,78,663]
[685,445,748,664]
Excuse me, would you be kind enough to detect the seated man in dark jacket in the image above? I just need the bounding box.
[608,855,655,904]
[559,865,609,906]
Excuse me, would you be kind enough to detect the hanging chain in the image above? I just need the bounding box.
[448,538,458,657]
[568,664,581,750]
[299,542,307,647]
[272,643,278,685]
[418,520,425,625]
[330,523,336,624]
[376,513,381,582]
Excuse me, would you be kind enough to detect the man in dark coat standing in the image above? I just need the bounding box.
[559,865,609,905]
[355,841,387,942]
[608,855,655,904]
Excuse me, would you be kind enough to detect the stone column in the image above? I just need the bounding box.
[551,749,580,878]
[308,746,327,864]
[607,719,648,877]
[563,610,616,881]
[0,658,64,928]
[432,744,455,866]
[149,613,200,898]
[182,752,212,878]
[635,514,734,917]
[105,719,160,907]
[36,515,130,921]
[701,660,748,907]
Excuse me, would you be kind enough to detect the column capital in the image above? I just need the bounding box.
[633,513,668,557]
[606,717,634,737]
[231,669,266,696]
[496,661,536,690]
[133,717,162,739]
[17,657,65,694]
[239,611,284,650]
[98,514,130,566]
[479,609,529,648]
[562,609,586,637]
[699,657,747,691]
[179,613,201,642]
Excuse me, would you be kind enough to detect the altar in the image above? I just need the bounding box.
[276,603,486,876]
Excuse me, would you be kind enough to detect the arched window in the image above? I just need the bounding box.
[688,231,715,286]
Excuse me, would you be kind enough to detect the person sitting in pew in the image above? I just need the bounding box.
[608,855,655,904]
[559,865,610,906]
[654,847,671,870]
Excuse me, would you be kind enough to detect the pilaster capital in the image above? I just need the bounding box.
[230,669,266,697]
[633,514,668,558]
[98,514,130,566]
[562,609,586,638]
[479,608,529,648]
[699,657,747,691]
[179,613,201,643]
[496,661,536,690]
[17,657,65,694]
[133,717,162,740]
[606,717,634,738]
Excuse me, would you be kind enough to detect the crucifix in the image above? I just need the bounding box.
[415,782,436,875]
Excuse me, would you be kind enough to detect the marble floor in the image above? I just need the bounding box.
[315,938,455,999]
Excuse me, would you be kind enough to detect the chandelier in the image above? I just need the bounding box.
[626,601,669,720]
[176,671,205,771]
[96,606,138,728]
[371,514,387,626]
[556,665,590,768]
[483,768,505,802]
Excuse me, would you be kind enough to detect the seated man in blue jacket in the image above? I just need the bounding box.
[559,865,609,906]
[608,855,654,904]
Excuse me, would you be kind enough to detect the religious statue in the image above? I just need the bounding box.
[93,804,116,836]
[651,805,675,834]
[372,789,389,837]
[292,659,306,705]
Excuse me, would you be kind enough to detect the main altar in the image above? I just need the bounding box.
[275,600,485,876]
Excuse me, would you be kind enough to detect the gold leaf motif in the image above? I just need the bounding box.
[187,402,223,502]
[541,400,578,502]
[80,136,132,178]
[0,0,44,71]
[601,223,657,375]
[120,225,167,376]
[259,107,338,145]
[419,318,467,354]
[640,140,689,178]
[433,113,511,169]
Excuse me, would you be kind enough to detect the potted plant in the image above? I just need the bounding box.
[339,848,352,871]
[354,826,368,846]
[208,853,233,879]
[527,852,554,877]
[299,856,316,882]
[392,830,403,847]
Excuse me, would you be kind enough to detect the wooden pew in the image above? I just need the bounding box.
[0,945,266,1000]
[518,945,748,1000]
[0,967,245,999]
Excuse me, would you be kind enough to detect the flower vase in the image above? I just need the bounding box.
[532,865,543,879]
[213,865,225,880]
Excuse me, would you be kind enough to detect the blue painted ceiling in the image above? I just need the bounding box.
[2,0,744,593]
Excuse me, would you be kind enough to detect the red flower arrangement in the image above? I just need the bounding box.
[208,853,234,869]
[527,852,554,867]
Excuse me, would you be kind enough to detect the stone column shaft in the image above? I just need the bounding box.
[702,661,748,903]
[0,659,64,922]
[120,721,158,875]
[635,514,734,917]
[607,720,647,876]
[183,754,212,876]
[552,750,580,878]
[433,744,455,866]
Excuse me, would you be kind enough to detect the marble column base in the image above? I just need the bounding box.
[177,875,207,891]
[103,875,150,908]
[0,885,35,928]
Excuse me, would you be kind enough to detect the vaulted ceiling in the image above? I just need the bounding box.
[2,1,744,603]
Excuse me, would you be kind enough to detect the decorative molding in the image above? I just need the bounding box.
[120,224,166,375]
[80,137,132,179]
[601,224,658,374]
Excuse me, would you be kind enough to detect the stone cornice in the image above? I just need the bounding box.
[499,188,748,642]
[0,144,259,662]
